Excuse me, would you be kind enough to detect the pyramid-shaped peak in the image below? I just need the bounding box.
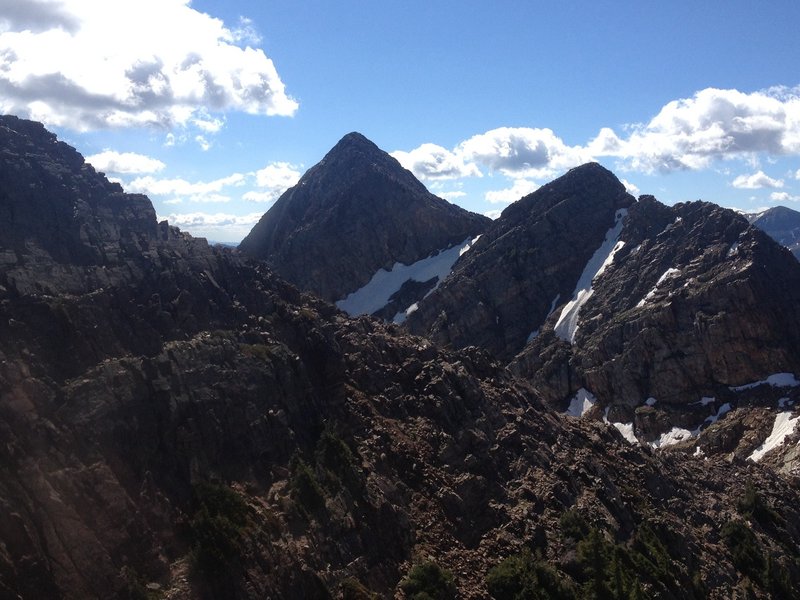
[326,131,382,156]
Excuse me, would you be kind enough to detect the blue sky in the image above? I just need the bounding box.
[2,1,800,241]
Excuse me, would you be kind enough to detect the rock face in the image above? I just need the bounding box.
[405,163,636,362]
[238,132,489,307]
[511,196,800,408]
[748,205,800,260]
[3,118,800,599]
[405,163,800,453]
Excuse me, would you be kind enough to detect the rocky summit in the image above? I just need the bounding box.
[238,132,488,310]
[404,163,636,362]
[3,117,800,600]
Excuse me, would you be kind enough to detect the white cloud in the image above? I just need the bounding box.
[127,173,245,203]
[484,209,503,220]
[620,178,640,196]
[437,190,466,201]
[161,210,263,241]
[254,161,301,189]
[85,149,165,174]
[796,168,800,180]
[732,170,784,189]
[0,0,297,132]
[601,87,800,173]
[244,161,301,202]
[458,127,590,178]
[770,191,800,202]
[195,135,212,151]
[391,143,481,180]
[485,178,539,204]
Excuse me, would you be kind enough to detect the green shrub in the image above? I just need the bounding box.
[736,480,780,528]
[630,523,673,585]
[187,483,249,580]
[577,528,613,599]
[289,455,326,515]
[721,520,765,584]
[486,550,574,600]
[560,509,590,541]
[341,577,379,600]
[315,429,361,491]
[400,560,457,600]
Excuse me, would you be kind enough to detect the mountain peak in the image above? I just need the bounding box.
[239,132,489,302]
[333,131,376,148]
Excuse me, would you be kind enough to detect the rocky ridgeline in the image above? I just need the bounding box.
[2,117,800,599]
[239,132,488,304]
[404,163,636,361]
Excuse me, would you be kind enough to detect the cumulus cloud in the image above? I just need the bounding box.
[0,0,297,132]
[161,210,263,241]
[732,170,784,189]
[391,143,481,180]
[437,190,466,201]
[602,87,800,173]
[484,209,503,220]
[458,127,590,178]
[770,191,800,202]
[85,149,165,174]
[485,178,540,204]
[163,211,262,228]
[240,161,302,203]
[127,173,245,203]
[620,178,640,196]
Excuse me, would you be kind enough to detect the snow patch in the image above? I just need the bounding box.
[612,421,638,444]
[565,388,597,418]
[336,237,474,317]
[636,267,681,307]
[460,234,482,256]
[526,294,561,343]
[704,403,731,426]
[691,396,716,407]
[554,209,628,343]
[749,412,800,462]
[650,427,694,448]
[727,242,740,257]
[393,302,419,325]
[730,373,800,392]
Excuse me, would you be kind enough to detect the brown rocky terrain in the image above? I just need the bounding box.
[404,164,800,461]
[2,117,800,599]
[238,132,489,306]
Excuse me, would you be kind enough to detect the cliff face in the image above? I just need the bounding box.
[404,163,636,362]
[2,118,800,599]
[238,132,489,307]
[512,196,800,406]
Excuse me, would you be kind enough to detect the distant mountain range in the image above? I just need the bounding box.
[2,116,800,599]
[746,205,800,259]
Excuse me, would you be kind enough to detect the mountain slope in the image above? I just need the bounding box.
[405,163,636,362]
[238,132,489,309]
[3,117,800,599]
[748,205,800,259]
[405,164,800,454]
[511,196,800,408]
